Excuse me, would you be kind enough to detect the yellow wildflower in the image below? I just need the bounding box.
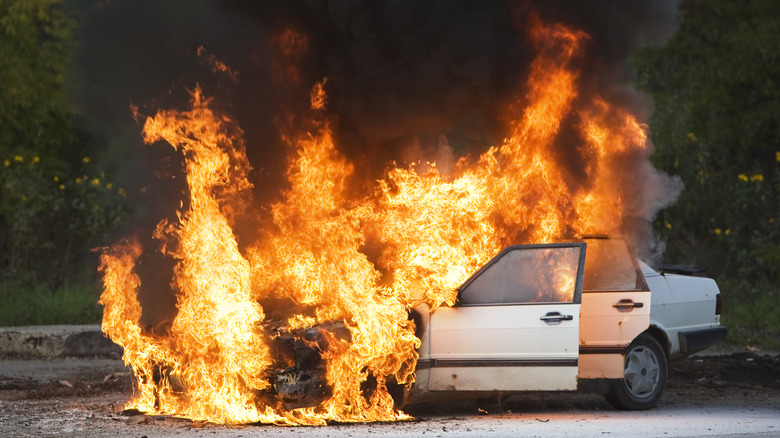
[686,132,697,142]
[32,156,39,164]
[776,151,780,163]
[665,221,672,230]
[75,177,83,184]
[738,174,748,182]
[106,183,113,189]
[53,176,59,182]
[91,178,100,186]
[750,174,763,182]
[14,155,23,163]
[59,184,65,190]
[82,157,90,164]
[715,228,722,235]
[3,159,9,167]
[118,188,127,197]
[725,229,731,236]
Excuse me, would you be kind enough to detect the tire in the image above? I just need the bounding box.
[605,333,668,410]
[387,378,409,409]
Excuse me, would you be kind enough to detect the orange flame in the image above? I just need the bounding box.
[102,90,282,423]
[248,79,417,422]
[100,18,654,425]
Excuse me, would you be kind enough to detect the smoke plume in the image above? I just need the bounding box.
[74,0,681,266]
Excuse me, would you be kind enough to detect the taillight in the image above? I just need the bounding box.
[715,293,722,315]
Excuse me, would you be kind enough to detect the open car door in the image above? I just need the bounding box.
[426,243,584,392]
[578,236,652,379]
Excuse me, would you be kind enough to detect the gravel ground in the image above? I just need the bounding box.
[1,352,778,437]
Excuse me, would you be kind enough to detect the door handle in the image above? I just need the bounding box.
[613,299,644,311]
[540,311,574,324]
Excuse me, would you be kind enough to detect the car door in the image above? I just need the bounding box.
[426,243,584,392]
[578,236,651,378]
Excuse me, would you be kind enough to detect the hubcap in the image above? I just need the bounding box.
[624,345,660,399]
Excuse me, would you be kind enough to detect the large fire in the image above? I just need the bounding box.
[100,18,654,425]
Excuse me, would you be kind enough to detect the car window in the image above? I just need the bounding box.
[459,245,583,305]
[582,237,648,291]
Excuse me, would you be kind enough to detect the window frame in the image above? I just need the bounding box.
[580,235,650,293]
[456,242,586,307]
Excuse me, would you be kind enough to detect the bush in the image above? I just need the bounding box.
[0,0,127,295]
[1,152,126,288]
[634,0,780,348]
[719,279,780,350]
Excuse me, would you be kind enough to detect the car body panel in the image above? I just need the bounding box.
[641,261,725,359]
[426,303,580,391]
[577,236,652,378]
[271,237,726,409]
[579,291,651,349]
[577,350,624,379]
[421,243,585,392]
[579,291,651,378]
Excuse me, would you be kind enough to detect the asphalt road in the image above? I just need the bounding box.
[1,353,778,437]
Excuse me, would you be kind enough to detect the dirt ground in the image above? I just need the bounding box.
[664,351,780,406]
[1,351,778,436]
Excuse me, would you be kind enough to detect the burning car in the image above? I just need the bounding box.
[98,15,717,423]
[276,235,726,411]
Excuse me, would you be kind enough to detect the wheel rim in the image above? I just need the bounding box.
[623,345,661,399]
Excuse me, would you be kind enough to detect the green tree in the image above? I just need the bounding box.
[635,0,779,277]
[0,0,125,292]
[634,0,780,347]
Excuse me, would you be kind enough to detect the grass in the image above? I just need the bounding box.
[718,278,780,351]
[0,282,102,326]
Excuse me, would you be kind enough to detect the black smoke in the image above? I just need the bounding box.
[74,0,681,316]
[74,0,679,195]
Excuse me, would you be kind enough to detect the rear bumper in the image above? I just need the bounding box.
[678,326,728,355]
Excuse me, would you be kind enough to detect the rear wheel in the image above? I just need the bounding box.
[605,333,668,410]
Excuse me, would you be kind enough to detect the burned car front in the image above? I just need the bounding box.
[273,236,726,411]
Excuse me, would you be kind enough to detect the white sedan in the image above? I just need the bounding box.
[273,236,726,410]
[404,235,727,410]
